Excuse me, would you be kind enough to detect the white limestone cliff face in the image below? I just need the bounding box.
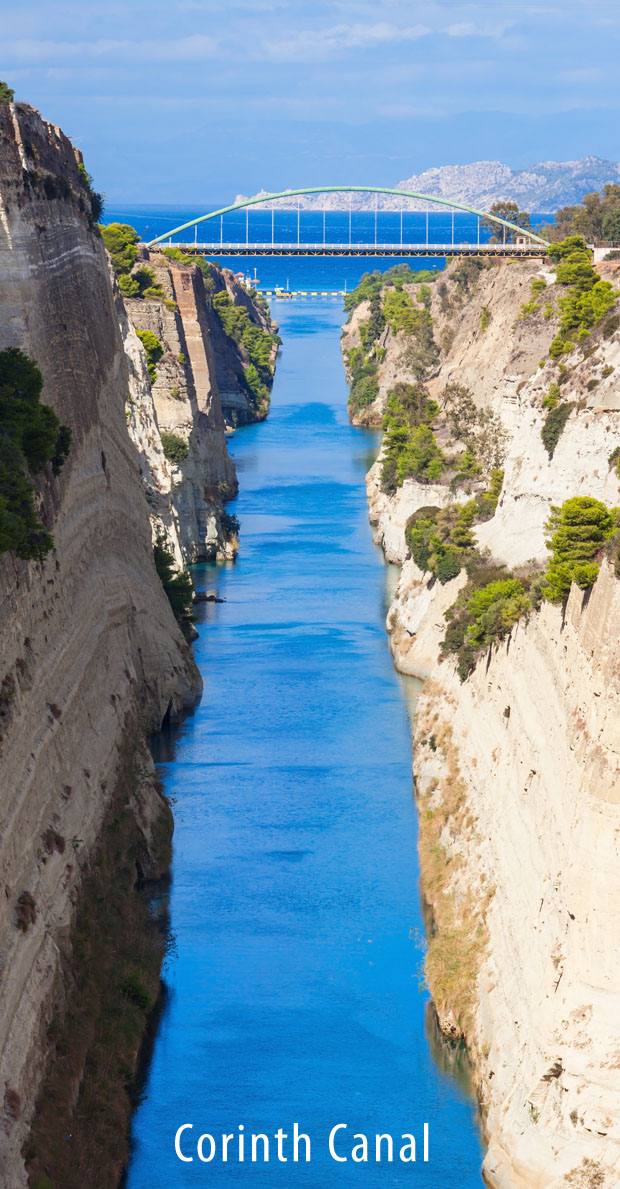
[414,563,620,1187]
[123,255,240,562]
[114,276,185,565]
[355,255,620,1185]
[0,101,200,1186]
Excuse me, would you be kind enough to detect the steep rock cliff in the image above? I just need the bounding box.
[123,252,239,562]
[0,101,200,1186]
[348,254,620,1185]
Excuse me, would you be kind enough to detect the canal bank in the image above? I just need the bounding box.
[126,298,484,1186]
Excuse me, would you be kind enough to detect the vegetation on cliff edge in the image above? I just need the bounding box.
[0,348,71,562]
[212,290,280,412]
[542,496,619,602]
[543,184,620,244]
[344,263,438,316]
[160,431,189,465]
[136,329,164,385]
[153,535,194,631]
[547,236,616,359]
[440,496,620,680]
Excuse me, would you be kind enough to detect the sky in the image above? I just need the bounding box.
[2,0,620,203]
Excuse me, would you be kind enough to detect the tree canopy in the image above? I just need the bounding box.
[545,185,620,243]
[481,201,531,243]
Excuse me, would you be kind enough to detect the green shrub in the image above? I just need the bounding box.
[153,535,194,626]
[480,306,490,332]
[359,291,385,350]
[531,277,547,295]
[542,496,619,602]
[441,566,536,680]
[542,383,560,411]
[99,223,139,275]
[343,264,438,315]
[0,348,71,561]
[418,283,432,309]
[120,972,153,1012]
[476,468,504,519]
[220,510,240,538]
[396,424,443,485]
[383,287,417,334]
[136,330,163,384]
[349,362,379,417]
[77,162,103,223]
[608,446,620,478]
[0,80,14,103]
[160,432,188,464]
[404,500,476,582]
[212,290,278,393]
[541,401,574,459]
[548,237,616,357]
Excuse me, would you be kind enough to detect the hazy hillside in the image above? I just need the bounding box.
[236,156,620,213]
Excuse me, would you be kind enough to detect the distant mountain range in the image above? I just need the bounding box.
[235,157,620,213]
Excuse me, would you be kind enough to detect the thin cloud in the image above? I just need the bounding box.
[262,22,432,60]
[2,34,218,65]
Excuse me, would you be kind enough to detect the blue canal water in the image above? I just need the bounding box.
[124,294,485,1186]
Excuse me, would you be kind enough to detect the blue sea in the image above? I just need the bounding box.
[105,202,548,292]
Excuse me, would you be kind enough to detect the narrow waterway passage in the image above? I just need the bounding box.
[127,300,484,1186]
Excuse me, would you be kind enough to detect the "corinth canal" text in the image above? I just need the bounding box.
[174,1122,430,1165]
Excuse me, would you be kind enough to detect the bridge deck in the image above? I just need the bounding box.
[152,242,548,258]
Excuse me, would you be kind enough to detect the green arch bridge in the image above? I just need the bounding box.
[147,186,549,257]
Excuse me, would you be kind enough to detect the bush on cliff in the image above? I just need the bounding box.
[136,330,163,384]
[380,383,441,491]
[405,501,476,583]
[0,81,14,103]
[547,237,616,358]
[441,382,507,475]
[348,362,379,418]
[343,264,438,316]
[153,535,194,627]
[541,400,574,458]
[212,291,279,391]
[0,348,72,562]
[542,496,619,602]
[77,163,103,224]
[441,567,538,681]
[160,432,189,465]
[358,292,385,352]
[100,223,139,276]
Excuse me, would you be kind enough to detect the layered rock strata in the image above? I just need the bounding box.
[123,254,239,562]
[0,101,200,1186]
[346,255,620,1185]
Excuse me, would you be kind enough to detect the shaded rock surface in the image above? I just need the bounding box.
[0,100,200,1187]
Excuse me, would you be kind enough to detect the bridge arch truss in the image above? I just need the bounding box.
[147,186,548,251]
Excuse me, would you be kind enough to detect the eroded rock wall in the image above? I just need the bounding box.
[124,255,239,562]
[0,101,200,1186]
[352,255,620,1185]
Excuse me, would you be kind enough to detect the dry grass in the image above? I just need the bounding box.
[565,1158,607,1187]
[414,687,492,1043]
